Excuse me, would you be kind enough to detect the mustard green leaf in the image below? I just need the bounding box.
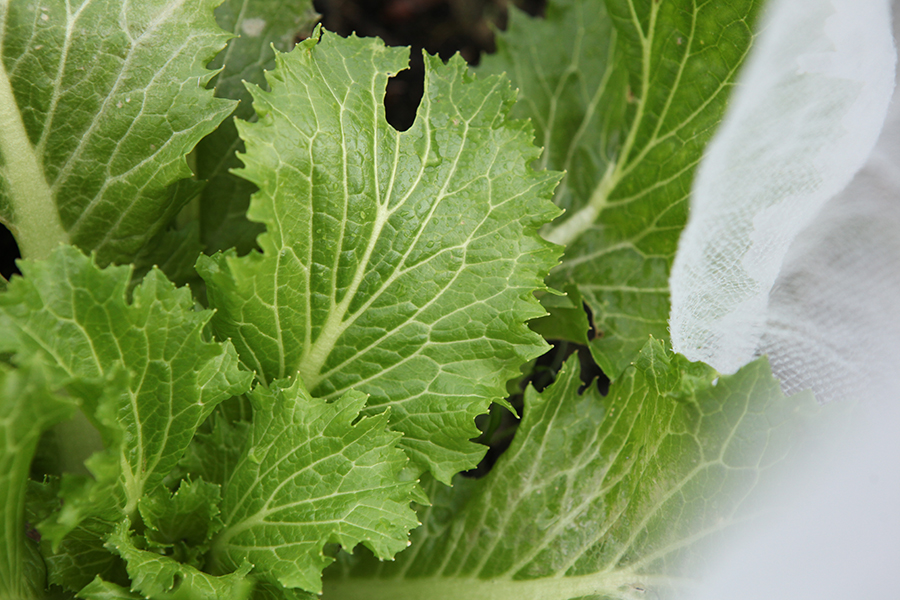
[0,246,252,523]
[209,377,418,594]
[0,0,235,263]
[106,521,254,600]
[180,414,251,488]
[528,286,591,346]
[249,582,316,600]
[325,345,820,600]
[131,221,206,292]
[481,0,763,377]
[198,29,562,481]
[26,425,129,593]
[138,479,225,568]
[43,515,128,593]
[77,577,143,600]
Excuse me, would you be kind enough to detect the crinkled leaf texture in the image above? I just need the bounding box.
[198,28,562,481]
[325,343,819,600]
[106,521,254,600]
[138,478,225,568]
[481,0,763,378]
[181,414,251,488]
[26,479,128,592]
[0,0,235,263]
[0,246,251,539]
[209,377,418,594]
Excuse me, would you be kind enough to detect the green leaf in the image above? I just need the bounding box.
[42,513,129,592]
[0,0,235,263]
[36,417,129,560]
[25,446,128,594]
[138,479,225,567]
[131,221,206,292]
[0,362,78,600]
[209,377,418,594]
[250,582,316,600]
[197,0,319,255]
[325,344,820,600]
[106,521,254,600]
[0,246,252,523]
[198,29,562,481]
[77,577,143,600]
[27,478,131,593]
[180,414,251,488]
[480,0,763,377]
[528,286,590,345]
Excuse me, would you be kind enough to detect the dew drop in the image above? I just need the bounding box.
[425,151,443,168]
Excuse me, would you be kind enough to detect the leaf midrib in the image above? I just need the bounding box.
[541,0,660,248]
[324,570,690,600]
[0,53,67,259]
[297,74,504,390]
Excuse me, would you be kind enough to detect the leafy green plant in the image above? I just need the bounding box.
[0,1,823,599]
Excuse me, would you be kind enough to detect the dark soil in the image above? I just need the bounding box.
[314,0,545,130]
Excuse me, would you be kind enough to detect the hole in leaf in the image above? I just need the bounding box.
[385,58,424,132]
[313,0,550,131]
[0,223,21,280]
[577,345,609,396]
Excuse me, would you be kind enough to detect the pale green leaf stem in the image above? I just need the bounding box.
[199,29,562,481]
[0,53,66,259]
[480,0,763,377]
[0,0,235,264]
[326,346,819,600]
